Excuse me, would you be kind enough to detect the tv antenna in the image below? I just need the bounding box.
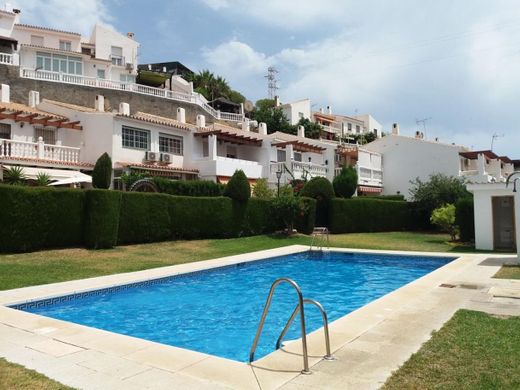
[491,132,504,151]
[265,66,279,99]
[416,117,432,138]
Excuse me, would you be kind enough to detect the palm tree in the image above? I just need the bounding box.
[35,172,51,186]
[3,166,26,186]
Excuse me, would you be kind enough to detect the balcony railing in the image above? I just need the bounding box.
[0,52,18,66]
[0,138,80,163]
[292,161,328,177]
[335,165,383,186]
[20,68,245,122]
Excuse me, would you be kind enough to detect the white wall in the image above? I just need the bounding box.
[364,135,463,199]
[355,114,383,138]
[281,99,311,125]
[12,26,82,51]
[0,11,15,37]
[90,24,139,72]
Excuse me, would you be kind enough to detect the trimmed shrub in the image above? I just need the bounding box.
[92,153,113,189]
[431,204,457,240]
[0,185,85,252]
[294,197,316,235]
[117,192,172,244]
[223,170,250,202]
[154,177,225,197]
[456,197,475,242]
[271,196,302,233]
[369,195,406,201]
[242,198,282,235]
[84,189,121,249]
[333,166,357,198]
[252,178,274,199]
[329,198,411,233]
[300,177,335,226]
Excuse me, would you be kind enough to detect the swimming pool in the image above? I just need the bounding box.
[13,251,454,362]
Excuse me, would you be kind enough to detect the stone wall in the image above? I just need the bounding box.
[0,65,222,125]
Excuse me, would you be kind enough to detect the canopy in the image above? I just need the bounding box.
[2,165,91,185]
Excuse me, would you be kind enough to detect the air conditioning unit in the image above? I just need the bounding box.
[145,151,157,161]
[160,153,172,163]
[126,63,134,71]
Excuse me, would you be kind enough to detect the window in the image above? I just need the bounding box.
[356,125,360,133]
[30,35,44,46]
[202,140,208,157]
[159,133,183,155]
[97,69,105,79]
[0,123,11,139]
[111,46,124,66]
[34,128,56,145]
[36,52,83,75]
[294,152,302,162]
[347,123,352,132]
[277,149,286,162]
[298,112,304,119]
[122,126,150,150]
[120,74,135,83]
[59,40,72,51]
[226,146,237,159]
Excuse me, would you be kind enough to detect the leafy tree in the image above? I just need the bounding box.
[3,166,26,186]
[430,204,458,241]
[250,99,294,134]
[272,196,302,235]
[409,173,471,215]
[279,184,294,197]
[35,172,51,186]
[296,118,323,140]
[227,89,246,104]
[333,166,358,198]
[186,69,245,103]
[224,170,250,202]
[92,152,113,189]
[252,178,274,199]
[300,177,335,226]
[353,132,377,145]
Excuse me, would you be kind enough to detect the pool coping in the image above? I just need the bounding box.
[0,246,513,389]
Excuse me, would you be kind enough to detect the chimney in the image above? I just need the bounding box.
[327,105,332,115]
[118,102,130,116]
[28,90,40,107]
[258,122,267,135]
[0,84,10,103]
[297,125,305,138]
[242,119,250,132]
[274,95,280,107]
[319,107,324,114]
[95,95,104,112]
[127,32,134,39]
[196,114,206,127]
[176,107,186,123]
[415,131,424,139]
[391,123,400,135]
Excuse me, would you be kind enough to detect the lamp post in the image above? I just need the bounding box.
[506,172,520,263]
[276,169,282,197]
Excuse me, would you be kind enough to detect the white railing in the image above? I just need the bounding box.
[270,162,286,175]
[0,53,14,65]
[20,68,244,122]
[357,165,383,186]
[0,138,80,163]
[291,161,328,177]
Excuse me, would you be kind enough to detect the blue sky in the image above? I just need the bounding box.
[12,0,520,157]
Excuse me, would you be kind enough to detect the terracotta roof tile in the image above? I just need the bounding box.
[43,99,98,113]
[0,102,66,120]
[15,23,81,36]
[116,162,198,174]
[119,112,195,131]
[0,156,93,168]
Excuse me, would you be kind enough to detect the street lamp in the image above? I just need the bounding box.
[276,169,282,197]
[506,172,520,263]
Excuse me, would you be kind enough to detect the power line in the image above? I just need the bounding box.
[265,66,279,99]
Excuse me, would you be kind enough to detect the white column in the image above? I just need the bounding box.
[208,134,217,161]
[285,144,293,170]
[37,137,45,159]
[0,84,10,103]
[515,189,520,263]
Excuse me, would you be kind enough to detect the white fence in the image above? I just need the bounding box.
[0,138,80,163]
[20,68,244,122]
[0,53,18,66]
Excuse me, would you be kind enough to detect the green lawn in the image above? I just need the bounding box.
[494,264,520,280]
[0,358,72,390]
[0,232,483,291]
[383,310,520,389]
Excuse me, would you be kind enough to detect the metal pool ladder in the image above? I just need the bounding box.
[249,278,334,374]
[310,227,330,251]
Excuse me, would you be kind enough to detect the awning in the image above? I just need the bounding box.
[2,165,91,184]
[358,185,382,193]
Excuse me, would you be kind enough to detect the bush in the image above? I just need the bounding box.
[300,177,335,226]
[272,196,302,234]
[117,192,172,244]
[329,198,411,233]
[294,197,316,235]
[84,189,121,249]
[0,185,85,252]
[430,204,457,241]
[333,166,358,198]
[241,198,282,235]
[369,195,406,201]
[252,178,274,199]
[92,153,113,189]
[456,197,475,242]
[154,177,224,197]
[409,174,470,214]
[223,170,250,202]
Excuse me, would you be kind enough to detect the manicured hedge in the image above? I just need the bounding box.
[295,197,317,235]
[456,197,475,242]
[153,177,225,197]
[83,189,122,249]
[0,185,85,252]
[368,195,406,201]
[329,198,411,233]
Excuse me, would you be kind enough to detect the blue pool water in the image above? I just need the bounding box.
[17,251,454,362]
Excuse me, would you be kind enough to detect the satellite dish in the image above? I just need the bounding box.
[244,100,254,112]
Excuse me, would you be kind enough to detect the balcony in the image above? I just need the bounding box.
[269,161,327,181]
[196,156,263,179]
[19,68,245,122]
[0,52,19,66]
[334,165,382,187]
[110,54,125,66]
[0,138,80,164]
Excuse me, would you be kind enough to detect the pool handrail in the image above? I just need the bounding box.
[275,298,334,361]
[248,277,311,374]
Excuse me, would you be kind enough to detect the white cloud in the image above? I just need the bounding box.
[11,0,114,36]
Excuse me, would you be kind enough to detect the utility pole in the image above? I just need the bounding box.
[415,117,432,138]
[491,132,504,151]
[265,66,279,99]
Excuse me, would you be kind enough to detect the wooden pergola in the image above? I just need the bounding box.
[195,129,263,146]
[273,140,326,154]
[0,105,82,130]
